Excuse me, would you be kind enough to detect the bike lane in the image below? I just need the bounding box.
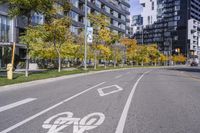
[4,69,147,133]
[0,70,126,132]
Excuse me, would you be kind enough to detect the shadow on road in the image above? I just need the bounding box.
[167,66,200,73]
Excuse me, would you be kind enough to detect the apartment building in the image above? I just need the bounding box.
[130,15,143,36]
[69,0,130,36]
[140,0,157,26]
[0,0,131,67]
[134,0,197,57]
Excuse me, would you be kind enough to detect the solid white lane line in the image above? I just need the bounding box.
[0,82,105,133]
[115,75,122,79]
[115,71,151,133]
[0,98,37,113]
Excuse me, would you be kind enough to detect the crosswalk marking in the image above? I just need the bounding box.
[0,98,37,113]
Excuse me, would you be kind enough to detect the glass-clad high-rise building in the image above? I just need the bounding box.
[134,0,200,60]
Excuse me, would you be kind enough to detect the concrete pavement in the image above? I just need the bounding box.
[0,67,200,133]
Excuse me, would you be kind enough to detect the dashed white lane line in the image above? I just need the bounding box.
[0,98,37,113]
[0,82,105,133]
[115,71,151,133]
[115,75,123,79]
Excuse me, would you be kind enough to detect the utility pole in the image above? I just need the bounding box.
[84,0,88,70]
[170,38,173,66]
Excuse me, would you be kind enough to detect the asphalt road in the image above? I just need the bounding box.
[0,66,200,133]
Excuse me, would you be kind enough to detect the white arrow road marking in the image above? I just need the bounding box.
[0,98,37,113]
[97,85,123,97]
[115,71,151,133]
[0,82,105,133]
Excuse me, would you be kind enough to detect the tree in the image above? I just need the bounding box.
[73,31,85,64]
[172,54,186,65]
[20,26,55,60]
[1,0,55,76]
[121,38,137,65]
[19,0,72,72]
[135,45,150,66]
[88,13,111,69]
[110,33,121,67]
[160,54,168,66]
[147,45,160,66]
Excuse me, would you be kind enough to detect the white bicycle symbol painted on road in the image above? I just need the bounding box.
[42,112,105,133]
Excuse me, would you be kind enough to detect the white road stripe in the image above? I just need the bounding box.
[0,82,105,133]
[115,71,151,133]
[0,98,37,113]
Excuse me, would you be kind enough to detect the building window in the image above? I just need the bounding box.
[70,26,78,34]
[148,16,150,25]
[0,15,10,42]
[95,0,101,8]
[32,13,44,24]
[105,6,110,13]
[121,15,125,21]
[113,11,118,18]
[69,11,78,21]
[152,2,154,10]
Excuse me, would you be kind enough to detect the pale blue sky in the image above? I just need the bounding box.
[130,0,142,16]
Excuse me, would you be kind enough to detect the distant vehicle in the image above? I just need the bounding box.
[191,61,198,66]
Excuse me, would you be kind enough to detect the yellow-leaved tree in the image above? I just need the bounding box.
[160,53,169,66]
[135,45,150,66]
[120,38,137,65]
[147,44,160,66]
[173,54,186,65]
[97,45,111,68]
[88,13,112,69]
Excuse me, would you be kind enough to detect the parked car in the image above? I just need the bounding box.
[191,61,198,66]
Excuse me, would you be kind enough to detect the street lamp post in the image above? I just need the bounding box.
[142,25,144,45]
[84,0,88,70]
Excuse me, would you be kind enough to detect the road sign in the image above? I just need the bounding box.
[87,27,93,43]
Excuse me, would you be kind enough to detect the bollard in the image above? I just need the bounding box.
[7,63,13,80]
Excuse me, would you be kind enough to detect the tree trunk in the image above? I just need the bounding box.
[67,61,70,68]
[114,60,116,68]
[104,60,107,69]
[136,61,138,66]
[114,47,117,68]
[58,54,61,72]
[55,46,61,72]
[94,50,97,70]
[141,60,144,66]
[57,50,61,72]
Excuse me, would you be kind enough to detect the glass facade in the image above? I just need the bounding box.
[70,0,78,8]
[0,15,10,42]
[32,13,44,24]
